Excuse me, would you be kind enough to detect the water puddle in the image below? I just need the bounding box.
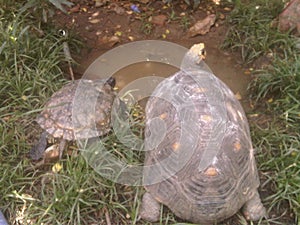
[113,62,178,89]
[82,41,251,110]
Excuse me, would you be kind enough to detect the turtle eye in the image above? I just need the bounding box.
[105,77,116,88]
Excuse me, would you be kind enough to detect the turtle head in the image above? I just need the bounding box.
[190,43,206,64]
[181,42,212,73]
[105,77,116,88]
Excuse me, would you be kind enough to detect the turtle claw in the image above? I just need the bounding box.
[29,131,48,160]
[58,139,67,160]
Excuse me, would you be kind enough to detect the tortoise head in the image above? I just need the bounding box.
[105,77,116,88]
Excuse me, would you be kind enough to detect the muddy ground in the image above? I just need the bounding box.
[54,0,251,103]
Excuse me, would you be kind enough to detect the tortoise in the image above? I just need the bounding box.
[139,44,266,224]
[30,77,120,160]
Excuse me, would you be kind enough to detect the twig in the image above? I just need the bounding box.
[63,41,75,81]
[105,208,112,225]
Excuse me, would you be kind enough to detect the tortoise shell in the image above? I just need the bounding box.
[142,62,265,223]
[36,78,116,141]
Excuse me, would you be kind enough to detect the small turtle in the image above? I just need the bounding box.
[140,44,266,224]
[30,77,120,160]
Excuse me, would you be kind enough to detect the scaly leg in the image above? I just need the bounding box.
[139,192,160,222]
[243,190,267,221]
[29,131,48,160]
[58,139,67,159]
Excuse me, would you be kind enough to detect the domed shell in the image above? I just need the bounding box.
[36,79,116,140]
[143,70,260,224]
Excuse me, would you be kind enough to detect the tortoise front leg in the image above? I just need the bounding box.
[139,192,160,222]
[243,190,267,221]
[58,139,67,159]
[29,131,48,160]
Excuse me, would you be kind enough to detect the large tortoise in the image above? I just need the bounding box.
[140,44,266,224]
[30,77,119,160]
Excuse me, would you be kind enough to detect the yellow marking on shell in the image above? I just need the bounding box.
[172,142,180,151]
[204,167,218,176]
[234,141,241,152]
[193,87,207,93]
[237,110,244,120]
[159,112,168,119]
[201,115,212,122]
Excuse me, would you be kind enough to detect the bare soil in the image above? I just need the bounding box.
[53,0,251,102]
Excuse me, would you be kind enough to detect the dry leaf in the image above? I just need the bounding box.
[95,0,109,7]
[128,36,135,41]
[235,92,242,100]
[188,14,216,37]
[114,31,122,36]
[52,162,63,173]
[99,35,120,48]
[89,19,101,24]
[150,14,167,26]
[69,4,80,13]
[139,0,150,3]
[111,3,125,15]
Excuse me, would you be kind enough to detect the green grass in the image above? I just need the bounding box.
[223,0,300,223]
[250,54,300,126]
[0,8,173,222]
[1,0,300,224]
[0,2,177,224]
[222,0,297,64]
[249,54,300,223]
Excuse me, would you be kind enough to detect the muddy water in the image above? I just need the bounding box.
[113,62,178,89]
[113,59,249,94]
[111,58,250,110]
[83,41,251,110]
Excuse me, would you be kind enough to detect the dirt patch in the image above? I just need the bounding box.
[53,0,251,103]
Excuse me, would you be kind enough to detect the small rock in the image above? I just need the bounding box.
[150,14,167,26]
[188,14,216,37]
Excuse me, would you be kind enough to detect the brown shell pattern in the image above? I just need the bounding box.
[144,71,259,224]
[37,79,116,140]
